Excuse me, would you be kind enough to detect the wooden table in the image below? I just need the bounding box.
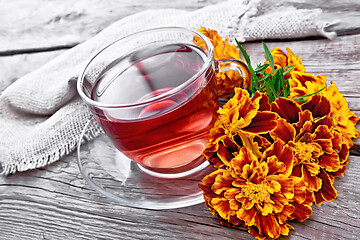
[1,1,359,239]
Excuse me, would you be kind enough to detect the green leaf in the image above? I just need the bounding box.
[258,73,270,83]
[292,86,326,102]
[236,38,251,66]
[273,70,282,96]
[255,64,270,74]
[235,39,299,102]
[294,98,307,103]
[236,38,259,93]
[282,65,296,70]
[273,65,295,78]
[282,65,296,76]
[286,78,290,96]
[270,65,293,98]
[282,78,290,98]
[264,80,275,103]
[278,70,289,98]
[263,42,275,74]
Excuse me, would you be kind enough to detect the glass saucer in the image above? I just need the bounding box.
[77,120,216,210]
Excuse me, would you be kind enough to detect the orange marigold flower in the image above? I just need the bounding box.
[203,88,278,168]
[264,47,306,79]
[284,68,359,148]
[196,27,247,98]
[270,96,348,205]
[200,141,311,240]
[320,82,360,148]
[288,72,327,99]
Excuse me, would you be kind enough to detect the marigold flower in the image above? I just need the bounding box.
[270,96,346,205]
[200,141,311,240]
[288,72,327,99]
[264,47,306,79]
[203,88,278,168]
[196,27,248,98]
[285,69,359,148]
[198,39,359,240]
[320,82,360,148]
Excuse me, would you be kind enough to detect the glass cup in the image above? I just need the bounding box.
[77,27,250,178]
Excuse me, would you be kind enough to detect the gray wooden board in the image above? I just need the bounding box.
[1,0,360,53]
[0,0,359,239]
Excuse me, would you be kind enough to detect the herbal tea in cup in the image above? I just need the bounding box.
[78,27,250,178]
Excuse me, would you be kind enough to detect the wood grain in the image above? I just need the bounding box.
[0,50,65,92]
[1,152,359,239]
[0,0,359,239]
[0,0,223,53]
[1,0,360,53]
[0,154,360,239]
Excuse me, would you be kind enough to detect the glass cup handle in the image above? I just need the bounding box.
[214,59,251,89]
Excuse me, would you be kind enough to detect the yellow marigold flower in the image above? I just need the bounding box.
[270,95,348,205]
[288,72,327,99]
[196,27,248,98]
[320,82,360,148]
[200,141,311,240]
[285,71,359,148]
[199,40,359,239]
[264,47,306,79]
[203,88,278,168]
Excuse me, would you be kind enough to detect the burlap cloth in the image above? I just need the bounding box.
[0,0,336,175]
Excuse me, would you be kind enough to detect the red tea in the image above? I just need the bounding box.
[91,43,218,171]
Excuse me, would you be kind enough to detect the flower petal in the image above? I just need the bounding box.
[313,124,334,140]
[271,175,295,200]
[302,165,322,191]
[262,139,294,176]
[212,173,233,194]
[270,118,296,143]
[290,202,313,221]
[259,214,281,239]
[331,130,343,151]
[295,122,313,143]
[266,156,286,179]
[242,198,255,210]
[304,161,321,176]
[318,152,340,172]
[236,207,257,226]
[248,226,266,240]
[228,199,241,211]
[217,143,235,166]
[315,170,338,204]
[248,161,268,184]
[293,110,313,136]
[257,92,271,111]
[228,88,259,127]
[277,204,295,224]
[303,189,315,205]
[279,222,294,237]
[211,198,234,220]
[313,139,333,154]
[271,98,301,124]
[230,147,257,175]
[239,134,262,159]
[242,111,278,134]
[259,202,275,216]
[292,176,307,204]
[270,192,288,213]
[224,188,241,200]
[301,94,331,119]
[314,191,325,206]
